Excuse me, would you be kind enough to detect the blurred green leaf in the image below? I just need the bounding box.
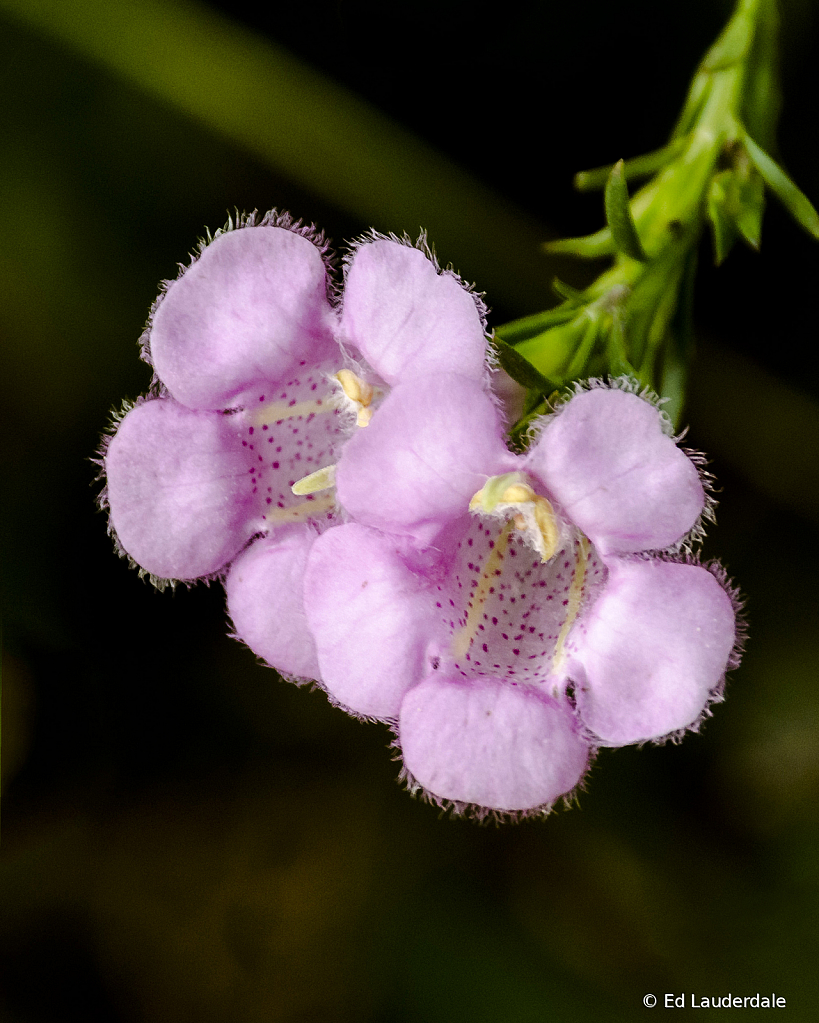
[544,226,616,259]
[708,171,741,265]
[604,160,647,261]
[744,133,819,240]
[492,337,556,394]
[573,138,687,192]
[551,277,586,303]
[735,169,765,250]
[0,0,554,311]
[495,307,578,345]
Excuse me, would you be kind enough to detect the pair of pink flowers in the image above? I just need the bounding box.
[102,212,740,817]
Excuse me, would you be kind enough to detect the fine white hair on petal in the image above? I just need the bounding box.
[392,739,593,825]
[523,375,717,556]
[339,227,492,337]
[138,208,338,378]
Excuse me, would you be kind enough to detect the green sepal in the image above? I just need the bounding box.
[492,336,557,395]
[507,400,548,453]
[744,134,819,240]
[573,138,687,192]
[604,160,648,261]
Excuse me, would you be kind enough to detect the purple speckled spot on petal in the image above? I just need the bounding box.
[234,359,346,529]
[438,517,607,685]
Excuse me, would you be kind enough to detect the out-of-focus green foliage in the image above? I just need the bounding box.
[497,0,819,429]
[0,0,554,314]
[1,0,818,1020]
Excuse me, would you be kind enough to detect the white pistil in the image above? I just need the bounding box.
[291,464,336,496]
[550,534,590,675]
[264,493,336,525]
[451,521,514,660]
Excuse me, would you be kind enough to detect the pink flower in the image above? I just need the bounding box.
[102,213,491,679]
[303,380,739,816]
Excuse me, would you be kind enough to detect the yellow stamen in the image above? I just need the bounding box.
[451,521,514,660]
[292,464,336,496]
[336,369,374,407]
[471,474,560,564]
[551,534,590,674]
[532,496,560,562]
[263,493,335,525]
[501,483,536,503]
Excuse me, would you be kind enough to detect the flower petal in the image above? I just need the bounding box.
[335,374,517,545]
[399,676,590,812]
[340,239,487,384]
[226,528,320,680]
[304,524,444,719]
[527,388,704,555]
[106,398,252,579]
[151,226,337,409]
[574,558,735,744]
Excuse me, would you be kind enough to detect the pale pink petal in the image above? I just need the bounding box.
[335,374,517,545]
[105,398,253,579]
[151,226,337,409]
[226,528,320,680]
[304,524,445,719]
[399,676,590,811]
[575,558,735,745]
[340,239,487,384]
[527,388,704,555]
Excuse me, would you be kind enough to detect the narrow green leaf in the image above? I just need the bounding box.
[515,324,576,380]
[735,171,765,250]
[707,172,739,265]
[492,337,557,394]
[573,138,687,192]
[565,314,601,380]
[744,134,819,240]
[604,160,648,261]
[494,306,577,346]
[551,277,585,302]
[660,246,698,428]
[543,227,616,259]
[701,3,753,71]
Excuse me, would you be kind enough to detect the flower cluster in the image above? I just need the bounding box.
[102,212,740,818]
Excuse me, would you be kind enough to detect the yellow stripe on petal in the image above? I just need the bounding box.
[264,493,336,524]
[451,521,514,660]
[551,534,590,675]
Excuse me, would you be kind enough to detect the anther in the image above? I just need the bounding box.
[335,369,376,427]
[292,464,336,496]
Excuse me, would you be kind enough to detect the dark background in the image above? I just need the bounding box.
[2,0,819,1019]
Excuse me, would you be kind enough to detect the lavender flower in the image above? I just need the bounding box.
[303,379,739,816]
[102,213,490,678]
